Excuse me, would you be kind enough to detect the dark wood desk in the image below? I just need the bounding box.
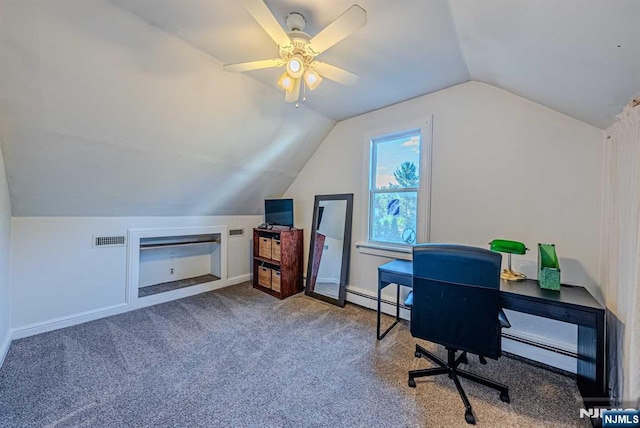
[377,259,606,405]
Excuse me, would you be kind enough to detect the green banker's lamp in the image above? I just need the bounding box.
[489,239,529,281]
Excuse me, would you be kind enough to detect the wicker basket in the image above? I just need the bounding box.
[271,239,281,261]
[258,266,271,288]
[271,270,281,293]
[259,237,272,259]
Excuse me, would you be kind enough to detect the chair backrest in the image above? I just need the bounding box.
[411,244,503,359]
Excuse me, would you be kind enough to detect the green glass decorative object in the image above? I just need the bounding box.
[489,239,528,281]
[538,243,561,291]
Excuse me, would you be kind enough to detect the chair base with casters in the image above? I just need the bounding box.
[408,344,510,425]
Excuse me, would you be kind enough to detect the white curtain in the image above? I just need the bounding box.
[601,103,640,404]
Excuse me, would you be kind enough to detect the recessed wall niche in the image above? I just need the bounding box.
[127,226,228,308]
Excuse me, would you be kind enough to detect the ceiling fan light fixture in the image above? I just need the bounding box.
[278,71,295,92]
[303,69,322,90]
[225,1,366,103]
[286,54,305,79]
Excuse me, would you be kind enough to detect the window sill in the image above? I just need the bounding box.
[355,242,412,260]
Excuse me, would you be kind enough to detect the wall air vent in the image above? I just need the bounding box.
[229,228,245,237]
[93,235,126,248]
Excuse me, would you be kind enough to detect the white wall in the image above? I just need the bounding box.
[0,148,11,364]
[139,243,218,288]
[11,215,260,333]
[286,81,604,371]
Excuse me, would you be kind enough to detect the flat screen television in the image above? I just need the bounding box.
[265,198,294,227]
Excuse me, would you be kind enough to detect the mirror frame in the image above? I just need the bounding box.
[305,193,354,307]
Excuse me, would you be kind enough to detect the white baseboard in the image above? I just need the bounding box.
[505,328,577,355]
[227,274,251,286]
[345,283,577,373]
[7,275,578,376]
[11,302,130,340]
[503,337,577,373]
[345,284,411,321]
[11,274,252,341]
[0,330,11,368]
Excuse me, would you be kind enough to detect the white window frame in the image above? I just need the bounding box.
[358,117,433,257]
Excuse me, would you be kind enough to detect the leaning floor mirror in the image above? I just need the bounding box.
[305,193,354,307]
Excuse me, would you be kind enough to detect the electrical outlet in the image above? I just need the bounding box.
[170,268,174,274]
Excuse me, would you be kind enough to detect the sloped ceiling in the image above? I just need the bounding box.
[0,0,638,216]
[0,0,335,216]
[110,0,640,127]
[449,0,640,129]
[108,0,471,122]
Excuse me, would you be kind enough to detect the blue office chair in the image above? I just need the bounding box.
[408,244,511,425]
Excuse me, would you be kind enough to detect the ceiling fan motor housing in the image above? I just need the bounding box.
[279,31,315,67]
[285,12,306,32]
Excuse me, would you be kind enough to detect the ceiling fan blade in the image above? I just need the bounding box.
[223,58,284,73]
[307,5,367,55]
[312,61,359,86]
[241,0,292,49]
[285,78,301,103]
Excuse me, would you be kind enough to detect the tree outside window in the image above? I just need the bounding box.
[369,131,421,245]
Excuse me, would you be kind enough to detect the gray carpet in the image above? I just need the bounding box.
[0,282,590,427]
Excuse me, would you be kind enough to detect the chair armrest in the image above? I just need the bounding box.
[499,309,511,329]
[404,291,413,308]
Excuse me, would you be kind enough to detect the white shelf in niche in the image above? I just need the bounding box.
[127,226,228,309]
[139,240,220,250]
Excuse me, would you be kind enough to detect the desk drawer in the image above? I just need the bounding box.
[379,271,413,288]
[501,294,596,327]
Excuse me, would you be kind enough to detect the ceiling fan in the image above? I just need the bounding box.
[223,0,367,104]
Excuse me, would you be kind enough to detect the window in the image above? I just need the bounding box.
[367,125,429,247]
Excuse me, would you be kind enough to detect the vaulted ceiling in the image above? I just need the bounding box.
[0,0,638,216]
[111,0,640,126]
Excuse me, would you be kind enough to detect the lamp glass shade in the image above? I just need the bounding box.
[303,69,322,90]
[285,77,301,103]
[489,239,527,255]
[277,72,295,92]
[286,55,304,78]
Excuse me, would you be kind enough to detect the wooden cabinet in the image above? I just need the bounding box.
[252,228,303,299]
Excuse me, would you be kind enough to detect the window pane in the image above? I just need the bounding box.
[371,191,418,245]
[373,133,420,190]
